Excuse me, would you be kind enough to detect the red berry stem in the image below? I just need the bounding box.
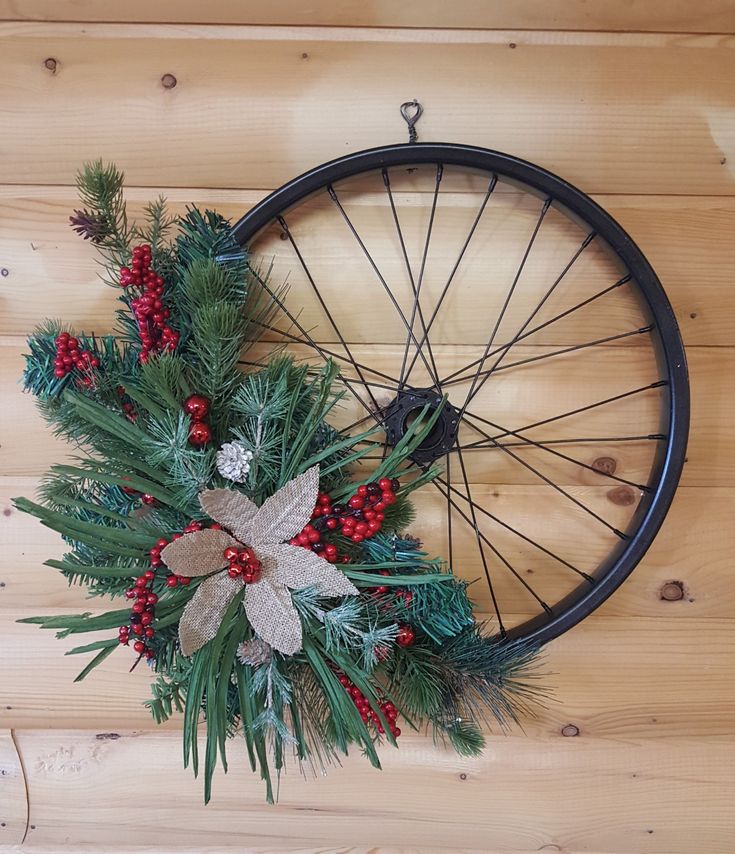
[119,244,179,362]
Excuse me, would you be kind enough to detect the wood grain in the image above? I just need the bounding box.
[3,478,732,619]
[3,612,734,737]
[2,0,735,32]
[1,189,731,346]
[0,730,28,847]
[2,5,734,851]
[12,728,735,852]
[0,25,734,193]
[1,338,728,487]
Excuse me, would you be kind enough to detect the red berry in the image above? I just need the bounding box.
[348,496,365,509]
[166,576,178,588]
[326,518,338,530]
[188,421,212,448]
[396,624,416,647]
[227,564,243,578]
[223,546,239,562]
[178,576,191,586]
[183,394,210,422]
[378,478,392,491]
[145,627,155,638]
[357,485,368,497]
[146,592,158,605]
[131,602,145,614]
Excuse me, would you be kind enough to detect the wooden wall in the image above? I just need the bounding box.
[1,3,734,852]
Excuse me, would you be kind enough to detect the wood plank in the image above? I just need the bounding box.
[1,188,730,346]
[3,611,734,740]
[0,730,28,847]
[3,477,732,620]
[0,338,727,486]
[2,0,735,32]
[0,25,734,193]
[12,728,735,852]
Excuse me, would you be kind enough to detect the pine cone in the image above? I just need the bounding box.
[216,442,253,483]
[237,638,272,667]
[69,209,109,244]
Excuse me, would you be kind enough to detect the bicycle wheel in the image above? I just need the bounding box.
[227,142,689,645]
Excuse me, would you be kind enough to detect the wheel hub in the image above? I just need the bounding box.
[383,388,460,466]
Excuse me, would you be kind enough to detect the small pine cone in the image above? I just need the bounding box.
[237,638,272,667]
[69,209,109,244]
[216,442,253,483]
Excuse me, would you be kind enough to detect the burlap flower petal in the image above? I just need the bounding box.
[263,543,358,597]
[249,466,320,545]
[199,489,259,542]
[179,571,244,656]
[244,579,303,655]
[161,528,238,577]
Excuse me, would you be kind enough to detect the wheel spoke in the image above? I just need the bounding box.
[455,433,667,450]
[461,381,668,449]
[453,325,655,393]
[384,165,443,392]
[460,417,630,538]
[461,230,597,408]
[462,410,652,492]
[439,274,632,387]
[435,474,594,583]
[446,447,555,617]
[401,173,498,385]
[327,184,441,389]
[246,266,385,423]
[246,318,403,387]
[462,198,551,411]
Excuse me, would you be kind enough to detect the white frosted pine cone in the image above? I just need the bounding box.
[216,442,253,483]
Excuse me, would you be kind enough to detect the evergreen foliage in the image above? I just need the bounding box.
[16,161,544,803]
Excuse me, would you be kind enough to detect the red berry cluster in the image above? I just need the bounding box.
[119,570,159,659]
[369,569,413,607]
[53,332,100,383]
[336,673,401,738]
[223,545,262,583]
[396,623,416,646]
[289,477,399,562]
[184,394,212,448]
[119,244,179,362]
[116,385,137,422]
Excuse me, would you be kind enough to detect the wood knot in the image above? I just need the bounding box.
[95,732,121,740]
[161,73,177,89]
[592,456,617,475]
[43,57,58,74]
[659,580,685,601]
[561,723,580,737]
[607,485,636,506]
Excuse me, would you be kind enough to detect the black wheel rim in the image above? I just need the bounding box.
[228,142,690,646]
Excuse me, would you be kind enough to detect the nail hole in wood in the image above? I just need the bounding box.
[721,157,727,165]
[0,268,9,277]
[690,312,697,319]
[660,580,685,601]
[561,723,580,737]
[509,42,517,49]
[43,57,58,74]
[592,456,617,475]
[459,772,467,780]
[301,52,309,59]
[161,73,177,89]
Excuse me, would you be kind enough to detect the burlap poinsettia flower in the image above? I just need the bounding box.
[161,466,357,656]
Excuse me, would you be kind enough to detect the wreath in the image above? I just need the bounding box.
[16,162,542,802]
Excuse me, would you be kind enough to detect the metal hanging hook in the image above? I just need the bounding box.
[400,100,423,143]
